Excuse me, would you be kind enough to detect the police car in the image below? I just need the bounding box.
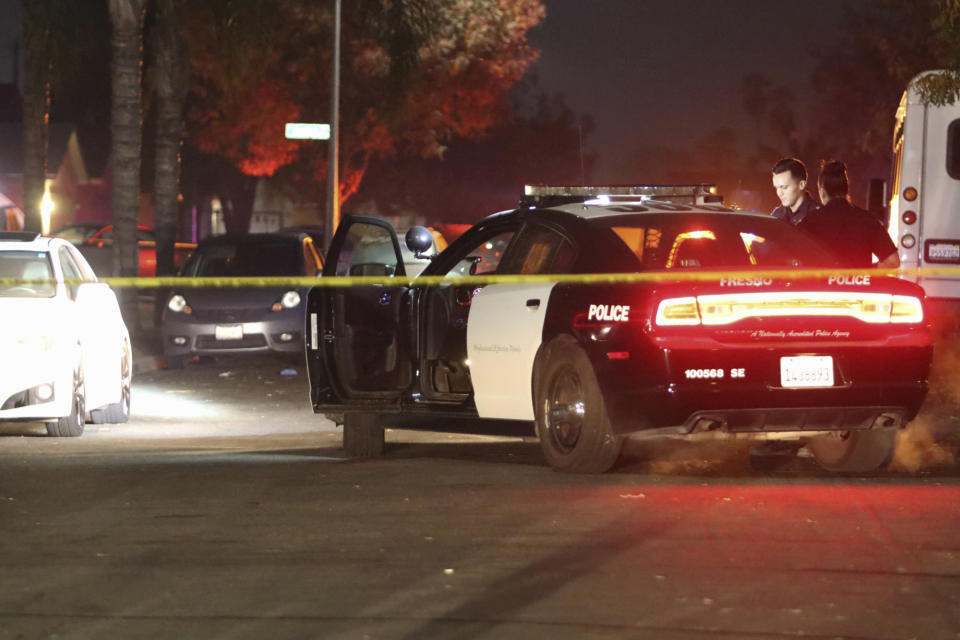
[305,186,933,473]
[0,232,132,436]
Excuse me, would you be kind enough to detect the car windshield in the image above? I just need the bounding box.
[599,214,838,270]
[184,240,303,277]
[0,251,56,298]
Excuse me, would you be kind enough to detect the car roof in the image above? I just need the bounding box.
[0,232,60,252]
[527,200,770,221]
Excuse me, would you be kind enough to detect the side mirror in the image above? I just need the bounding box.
[405,226,434,258]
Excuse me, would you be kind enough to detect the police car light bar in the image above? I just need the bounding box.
[521,184,722,208]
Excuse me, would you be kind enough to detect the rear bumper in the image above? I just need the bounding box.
[596,344,932,435]
[162,315,304,357]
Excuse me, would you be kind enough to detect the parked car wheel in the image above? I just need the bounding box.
[535,337,623,473]
[47,368,85,437]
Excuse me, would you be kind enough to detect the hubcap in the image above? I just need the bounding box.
[121,341,132,416]
[545,368,586,454]
[74,370,85,428]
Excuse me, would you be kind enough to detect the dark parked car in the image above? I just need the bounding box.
[161,232,324,368]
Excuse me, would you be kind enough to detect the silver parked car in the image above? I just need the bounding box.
[161,232,323,368]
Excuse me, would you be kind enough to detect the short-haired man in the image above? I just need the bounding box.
[798,160,900,268]
[771,157,817,225]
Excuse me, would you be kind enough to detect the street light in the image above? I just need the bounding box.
[327,0,342,252]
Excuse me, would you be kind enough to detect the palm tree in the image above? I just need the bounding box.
[108,0,147,335]
[150,0,188,278]
[20,0,55,233]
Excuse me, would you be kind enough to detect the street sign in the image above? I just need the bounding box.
[284,123,331,140]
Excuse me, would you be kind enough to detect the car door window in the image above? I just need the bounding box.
[443,231,516,278]
[335,222,400,277]
[499,224,576,275]
[64,244,98,281]
[58,246,85,299]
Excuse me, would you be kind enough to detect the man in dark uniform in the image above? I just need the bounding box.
[798,160,900,268]
[771,157,818,225]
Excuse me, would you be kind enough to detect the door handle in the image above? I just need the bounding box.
[526,298,540,309]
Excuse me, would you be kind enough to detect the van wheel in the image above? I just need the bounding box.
[808,429,897,473]
[535,338,623,473]
[343,413,384,457]
[47,369,85,437]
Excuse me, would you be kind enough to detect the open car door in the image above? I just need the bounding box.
[306,215,413,410]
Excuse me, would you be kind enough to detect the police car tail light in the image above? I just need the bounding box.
[655,297,701,325]
[656,292,924,326]
[890,295,924,323]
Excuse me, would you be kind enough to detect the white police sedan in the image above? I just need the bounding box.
[0,232,132,436]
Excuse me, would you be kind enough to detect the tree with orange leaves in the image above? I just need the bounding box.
[185,0,545,232]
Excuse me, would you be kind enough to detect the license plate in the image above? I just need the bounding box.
[780,356,834,388]
[215,325,243,340]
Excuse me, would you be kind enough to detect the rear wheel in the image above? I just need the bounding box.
[90,338,132,424]
[808,428,897,473]
[343,412,385,457]
[47,368,85,437]
[535,338,623,473]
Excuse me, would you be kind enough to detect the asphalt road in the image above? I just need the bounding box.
[1,355,959,640]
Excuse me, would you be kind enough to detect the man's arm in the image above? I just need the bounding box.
[876,251,900,268]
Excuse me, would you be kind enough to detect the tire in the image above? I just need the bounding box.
[343,412,385,457]
[807,428,898,473]
[535,337,623,473]
[90,339,132,424]
[164,354,185,370]
[46,368,85,437]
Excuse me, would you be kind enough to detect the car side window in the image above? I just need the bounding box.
[335,222,400,277]
[64,244,98,281]
[499,224,576,275]
[58,246,85,299]
[443,231,516,278]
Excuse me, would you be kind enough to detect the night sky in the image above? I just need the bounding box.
[0,0,880,195]
[527,0,873,181]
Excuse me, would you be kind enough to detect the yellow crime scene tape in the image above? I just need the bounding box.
[4,266,960,288]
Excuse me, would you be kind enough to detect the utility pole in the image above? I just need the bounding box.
[325,0,341,251]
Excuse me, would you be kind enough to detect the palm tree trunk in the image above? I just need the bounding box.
[21,0,52,234]
[109,0,147,338]
[152,0,188,278]
[108,0,146,279]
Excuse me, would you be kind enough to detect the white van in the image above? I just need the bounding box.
[887,70,960,299]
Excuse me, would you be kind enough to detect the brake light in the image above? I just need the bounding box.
[890,295,924,323]
[655,292,924,326]
[655,297,700,325]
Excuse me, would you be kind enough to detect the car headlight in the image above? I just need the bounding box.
[280,290,301,309]
[167,294,189,313]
